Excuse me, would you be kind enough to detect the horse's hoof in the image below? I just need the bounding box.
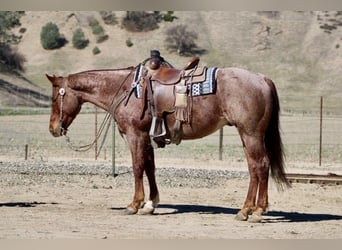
[138,206,155,215]
[235,211,248,221]
[123,207,138,215]
[138,200,155,215]
[248,214,263,223]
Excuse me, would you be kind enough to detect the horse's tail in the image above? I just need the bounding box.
[265,78,291,190]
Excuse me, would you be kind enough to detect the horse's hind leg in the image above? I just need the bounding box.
[235,133,270,223]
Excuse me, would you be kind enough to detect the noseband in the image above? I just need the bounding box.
[58,87,67,135]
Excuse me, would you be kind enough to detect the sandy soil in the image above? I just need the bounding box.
[0,159,341,239]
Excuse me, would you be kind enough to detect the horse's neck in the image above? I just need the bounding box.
[69,70,130,112]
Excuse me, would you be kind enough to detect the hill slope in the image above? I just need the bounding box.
[1,11,341,111]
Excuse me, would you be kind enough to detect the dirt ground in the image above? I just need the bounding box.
[0,159,341,239]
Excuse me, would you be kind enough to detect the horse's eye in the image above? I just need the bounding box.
[51,96,58,103]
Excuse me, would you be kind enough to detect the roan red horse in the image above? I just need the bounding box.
[47,54,290,223]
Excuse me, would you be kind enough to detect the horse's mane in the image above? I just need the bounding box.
[64,66,137,90]
[69,66,136,77]
[65,66,137,86]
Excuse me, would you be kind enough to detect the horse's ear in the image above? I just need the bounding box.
[46,74,56,84]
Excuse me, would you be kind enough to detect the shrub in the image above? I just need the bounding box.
[165,25,198,56]
[19,27,26,34]
[0,43,26,72]
[40,22,67,50]
[163,11,177,22]
[92,46,101,55]
[88,17,108,43]
[89,19,104,35]
[121,11,177,32]
[72,28,89,49]
[122,11,159,32]
[96,34,108,43]
[126,38,133,47]
[99,11,118,25]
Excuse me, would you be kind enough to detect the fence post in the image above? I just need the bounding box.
[319,96,323,166]
[94,106,98,160]
[219,128,223,160]
[25,144,28,160]
[112,120,117,177]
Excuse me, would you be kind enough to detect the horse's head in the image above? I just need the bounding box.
[46,74,82,137]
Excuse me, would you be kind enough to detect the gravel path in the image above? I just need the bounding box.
[0,159,249,188]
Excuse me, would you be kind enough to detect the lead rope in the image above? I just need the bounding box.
[64,90,129,154]
[62,68,134,155]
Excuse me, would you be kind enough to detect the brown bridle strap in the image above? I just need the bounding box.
[58,88,66,135]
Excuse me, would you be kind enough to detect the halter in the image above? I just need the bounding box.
[58,87,67,135]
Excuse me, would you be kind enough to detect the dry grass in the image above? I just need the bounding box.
[0,112,341,174]
[7,11,342,102]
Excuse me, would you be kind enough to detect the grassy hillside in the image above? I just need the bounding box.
[1,11,341,113]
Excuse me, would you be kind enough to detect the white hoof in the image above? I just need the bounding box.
[138,200,155,215]
[248,213,263,223]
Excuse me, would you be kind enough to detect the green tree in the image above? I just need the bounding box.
[40,22,67,50]
[0,11,26,72]
[0,11,24,44]
[72,28,89,49]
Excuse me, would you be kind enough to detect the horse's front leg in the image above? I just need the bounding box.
[124,134,148,215]
[138,144,159,215]
[125,156,145,215]
[124,133,159,215]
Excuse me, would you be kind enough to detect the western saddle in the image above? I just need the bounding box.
[149,56,201,84]
[140,55,208,148]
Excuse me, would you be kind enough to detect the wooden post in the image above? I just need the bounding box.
[219,128,223,160]
[25,144,28,160]
[319,96,323,166]
[112,120,117,177]
[94,106,98,160]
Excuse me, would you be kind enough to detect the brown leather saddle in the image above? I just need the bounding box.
[149,56,205,85]
[142,56,211,147]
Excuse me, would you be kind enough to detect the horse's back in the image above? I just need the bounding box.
[217,67,268,90]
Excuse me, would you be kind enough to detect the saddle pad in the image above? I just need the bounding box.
[191,67,218,96]
[132,64,144,98]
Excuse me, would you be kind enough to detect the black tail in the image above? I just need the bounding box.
[265,78,291,190]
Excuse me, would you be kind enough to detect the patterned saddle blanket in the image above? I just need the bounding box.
[133,64,218,98]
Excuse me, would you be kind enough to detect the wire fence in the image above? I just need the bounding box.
[0,96,341,168]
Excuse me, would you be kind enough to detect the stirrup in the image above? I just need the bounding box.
[149,116,166,138]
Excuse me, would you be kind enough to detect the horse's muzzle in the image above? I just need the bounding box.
[49,121,66,137]
[49,125,61,137]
